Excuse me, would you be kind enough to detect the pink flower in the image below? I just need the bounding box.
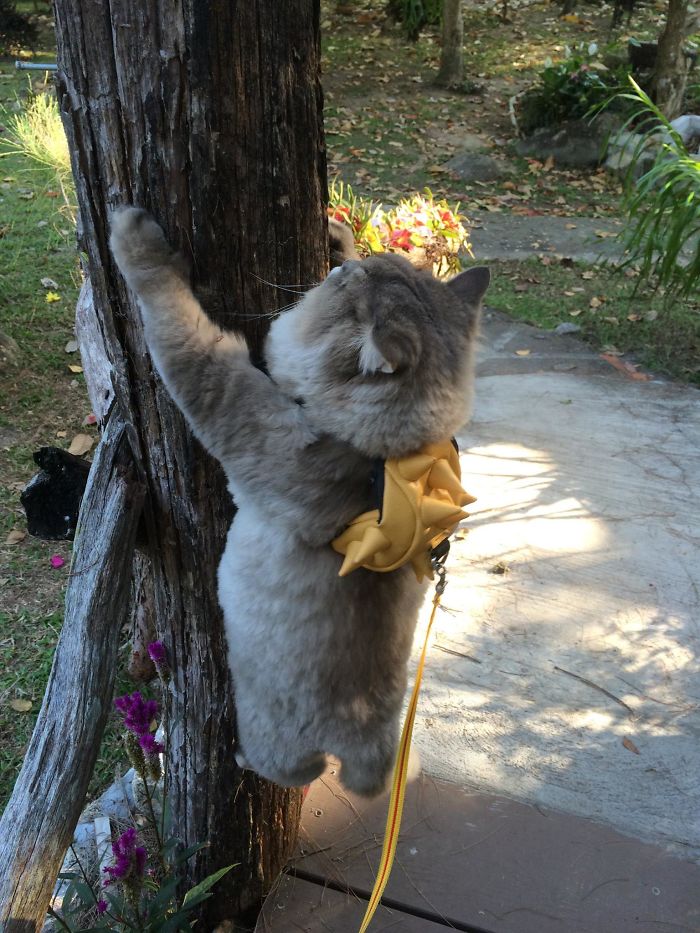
[388,228,413,251]
[50,555,65,569]
[96,899,108,915]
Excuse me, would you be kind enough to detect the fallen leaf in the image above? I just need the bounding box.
[581,270,595,280]
[627,313,641,322]
[65,339,79,353]
[5,529,27,545]
[622,736,640,755]
[56,430,67,438]
[603,316,619,325]
[589,296,603,309]
[601,353,650,380]
[565,223,577,229]
[569,309,583,317]
[45,291,61,303]
[68,433,94,456]
[543,155,555,171]
[515,349,531,356]
[644,309,658,322]
[595,229,616,239]
[41,277,58,289]
[10,698,33,713]
[68,364,83,374]
[489,561,510,574]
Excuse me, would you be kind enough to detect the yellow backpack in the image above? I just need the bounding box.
[332,439,475,582]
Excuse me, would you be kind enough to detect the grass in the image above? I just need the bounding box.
[484,257,700,383]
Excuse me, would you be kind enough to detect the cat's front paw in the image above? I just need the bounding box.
[110,206,175,284]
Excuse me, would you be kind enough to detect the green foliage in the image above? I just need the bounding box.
[518,42,632,134]
[386,0,441,41]
[616,77,700,299]
[0,0,38,55]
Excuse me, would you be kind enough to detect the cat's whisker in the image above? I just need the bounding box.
[248,271,319,294]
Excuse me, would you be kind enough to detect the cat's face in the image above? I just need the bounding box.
[265,253,489,458]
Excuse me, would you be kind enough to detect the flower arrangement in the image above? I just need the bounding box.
[49,643,234,932]
[328,180,471,278]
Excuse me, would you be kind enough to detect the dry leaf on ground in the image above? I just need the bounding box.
[10,699,33,713]
[68,433,94,456]
[5,529,27,545]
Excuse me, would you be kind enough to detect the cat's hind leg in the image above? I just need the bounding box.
[236,745,327,789]
[337,730,398,798]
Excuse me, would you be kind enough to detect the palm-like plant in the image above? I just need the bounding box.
[617,77,700,299]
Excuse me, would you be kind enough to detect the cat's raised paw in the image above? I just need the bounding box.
[110,206,174,283]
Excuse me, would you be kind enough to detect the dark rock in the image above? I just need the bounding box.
[516,113,623,168]
[444,151,507,182]
[21,447,91,540]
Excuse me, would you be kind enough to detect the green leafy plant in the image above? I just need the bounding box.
[615,77,700,298]
[517,43,632,134]
[385,0,441,40]
[328,181,471,277]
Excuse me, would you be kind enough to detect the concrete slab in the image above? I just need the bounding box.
[409,310,700,859]
[469,211,624,263]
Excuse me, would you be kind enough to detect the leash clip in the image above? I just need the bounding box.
[430,544,448,596]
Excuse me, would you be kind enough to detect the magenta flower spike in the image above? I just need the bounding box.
[147,641,166,665]
[102,827,148,886]
[114,692,159,738]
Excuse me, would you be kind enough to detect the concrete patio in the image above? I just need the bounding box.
[257,309,700,932]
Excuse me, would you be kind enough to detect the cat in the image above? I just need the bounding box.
[110,207,489,797]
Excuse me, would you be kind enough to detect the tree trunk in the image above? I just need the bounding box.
[52,1,327,928]
[652,0,690,119]
[0,416,145,931]
[437,0,464,88]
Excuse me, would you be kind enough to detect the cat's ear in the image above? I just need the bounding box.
[358,326,396,374]
[446,266,490,304]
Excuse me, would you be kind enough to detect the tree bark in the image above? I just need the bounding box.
[52,1,327,928]
[0,415,145,932]
[652,0,690,119]
[437,0,464,88]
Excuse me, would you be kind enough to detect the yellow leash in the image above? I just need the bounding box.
[357,560,447,933]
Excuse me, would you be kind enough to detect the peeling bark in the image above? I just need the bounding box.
[0,416,145,931]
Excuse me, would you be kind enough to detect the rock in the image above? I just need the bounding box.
[671,114,700,151]
[554,322,582,336]
[443,151,507,182]
[425,127,487,151]
[516,116,620,168]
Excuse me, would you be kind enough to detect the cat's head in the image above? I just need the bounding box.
[265,253,489,459]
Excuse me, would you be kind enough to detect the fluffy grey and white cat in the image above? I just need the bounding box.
[110,207,488,797]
